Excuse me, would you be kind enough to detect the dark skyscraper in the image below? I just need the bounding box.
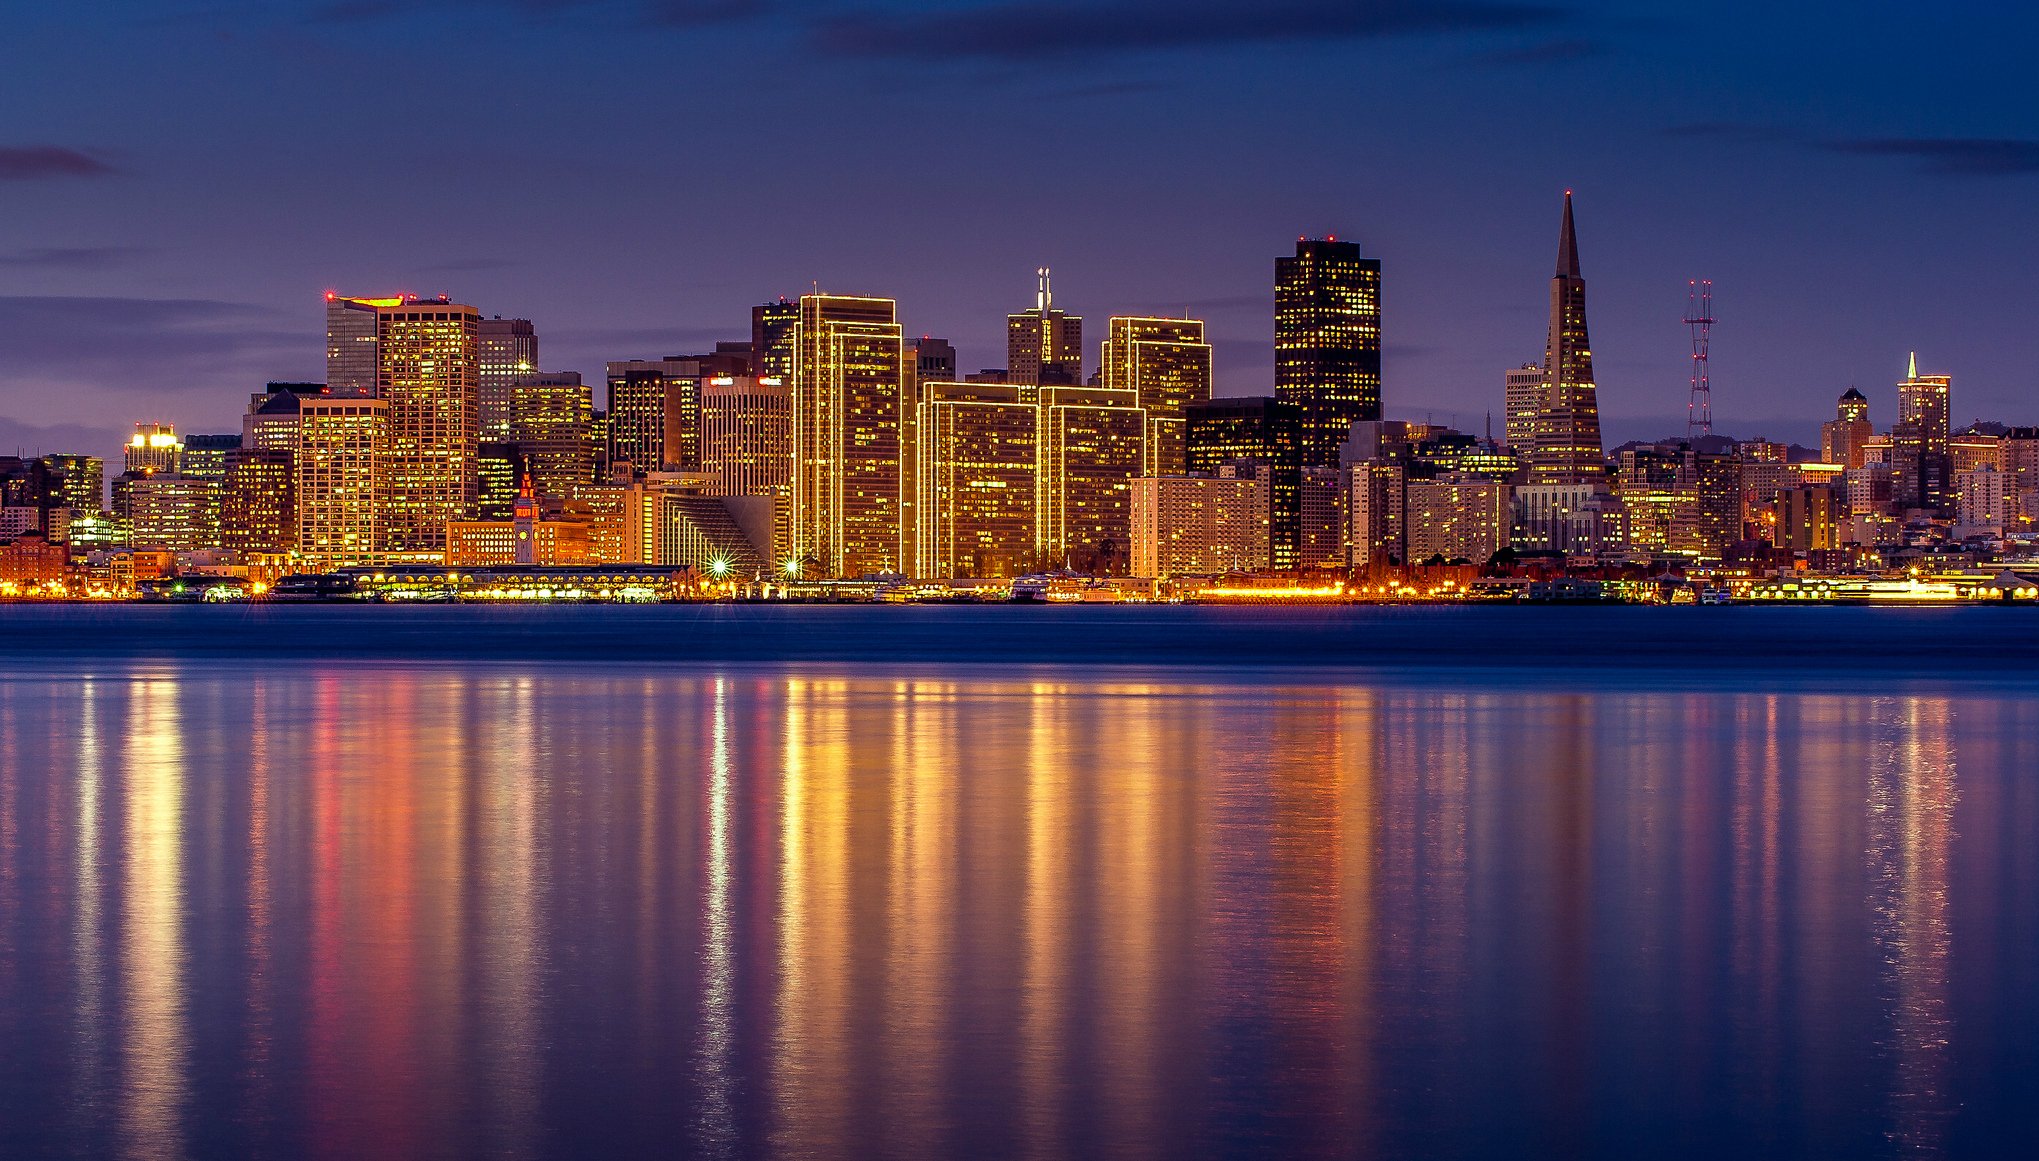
[1274,238,1382,468]
[1526,193,1605,486]
[1186,396,1303,570]
[752,298,798,382]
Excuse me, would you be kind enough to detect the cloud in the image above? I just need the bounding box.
[0,247,152,271]
[1827,137,2039,177]
[815,0,1563,61]
[0,416,128,461]
[0,146,118,181]
[0,296,313,406]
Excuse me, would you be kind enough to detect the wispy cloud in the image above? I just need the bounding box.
[0,146,119,181]
[0,247,152,271]
[1828,137,2039,177]
[815,0,1563,62]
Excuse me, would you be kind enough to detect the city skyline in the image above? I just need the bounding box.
[5,4,2038,468]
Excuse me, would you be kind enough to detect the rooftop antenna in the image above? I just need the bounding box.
[1685,280,1715,440]
[1037,267,1052,312]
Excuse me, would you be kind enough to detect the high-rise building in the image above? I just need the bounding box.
[752,298,799,382]
[1503,364,1545,451]
[1405,475,1511,566]
[1821,388,1874,469]
[505,372,595,500]
[1892,353,1951,512]
[124,423,181,476]
[326,294,480,555]
[41,454,104,514]
[1526,193,1605,485]
[1185,396,1303,569]
[1102,317,1211,477]
[1037,385,1146,574]
[914,337,958,392]
[475,443,525,521]
[243,383,327,453]
[1999,427,2039,532]
[123,474,222,552]
[477,318,538,442]
[296,395,387,567]
[1956,465,2007,534]
[1298,466,1345,569]
[1007,268,1084,397]
[606,356,742,477]
[700,376,793,497]
[1275,238,1382,467]
[792,294,907,577]
[1775,486,1840,553]
[1513,484,1626,558]
[914,383,1038,579]
[221,449,296,555]
[179,434,241,480]
[1130,470,1271,579]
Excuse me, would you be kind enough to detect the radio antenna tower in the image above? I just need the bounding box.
[1684,279,1715,440]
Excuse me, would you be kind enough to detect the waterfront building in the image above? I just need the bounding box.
[1037,385,1146,574]
[1102,316,1211,477]
[1821,388,1874,468]
[1775,486,1840,553]
[1007,268,1084,397]
[296,394,387,567]
[1503,364,1545,451]
[221,448,295,554]
[476,318,538,441]
[123,474,222,552]
[914,383,1038,579]
[1405,475,1510,565]
[1186,396,1303,569]
[1892,353,1951,512]
[1513,483,1626,557]
[1345,459,1405,568]
[2000,427,2039,532]
[1298,466,1345,569]
[1275,237,1383,467]
[41,454,103,515]
[125,423,181,476]
[1130,469,1272,579]
[1956,465,2007,535]
[444,519,592,567]
[792,294,907,577]
[1525,193,1605,486]
[324,294,481,556]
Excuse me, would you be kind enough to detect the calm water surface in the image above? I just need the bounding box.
[1,606,2037,1159]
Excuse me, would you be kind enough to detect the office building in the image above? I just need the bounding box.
[1185,396,1303,569]
[914,383,1038,579]
[1821,388,1874,468]
[1513,483,1626,557]
[1130,470,1272,579]
[477,318,538,441]
[42,454,104,515]
[1275,238,1383,466]
[125,423,181,476]
[792,294,907,577]
[1405,475,1510,565]
[1008,268,1084,396]
[1526,194,1605,485]
[2000,427,2039,532]
[179,434,240,481]
[124,474,222,552]
[1102,316,1211,477]
[221,448,296,555]
[1346,460,1406,568]
[1503,364,1545,451]
[1037,386,1146,573]
[1775,486,1840,553]
[296,394,387,567]
[1298,466,1345,569]
[914,337,958,395]
[1892,353,1951,512]
[752,298,799,382]
[1955,465,2007,535]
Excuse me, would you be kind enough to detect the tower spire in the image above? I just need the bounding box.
[1557,190,1580,279]
[1907,350,1917,379]
[1037,266,1051,312]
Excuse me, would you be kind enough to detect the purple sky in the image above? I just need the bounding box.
[3,1,2036,469]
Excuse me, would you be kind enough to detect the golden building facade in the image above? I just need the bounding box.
[1130,473,1271,579]
[914,383,1038,579]
[1102,317,1211,477]
[296,396,387,567]
[1038,386,1146,574]
[793,295,906,577]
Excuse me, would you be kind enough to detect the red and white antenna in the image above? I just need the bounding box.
[1684,280,1715,440]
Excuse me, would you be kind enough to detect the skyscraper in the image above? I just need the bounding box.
[1008,268,1084,397]
[915,383,1038,579]
[296,395,387,567]
[1102,317,1211,477]
[326,294,481,556]
[221,448,296,555]
[700,375,793,499]
[1503,363,1545,450]
[914,337,958,393]
[1185,396,1303,569]
[506,371,595,500]
[476,318,538,442]
[1275,238,1382,467]
[752,298,798,382]
[1821,387,1874,468]
[124,423,181,476]
[792,294,907,576]
[1893,353,1952,512]
[1037,386,1145,574]
[1526,193,1604,486]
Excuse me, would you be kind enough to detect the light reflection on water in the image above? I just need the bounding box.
[0,663,2036,1159]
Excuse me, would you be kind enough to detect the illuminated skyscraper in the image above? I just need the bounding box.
[1037,385,1145,574]
[1102,316,1211,477]
[179,433,240,480]
[606,355,743,476]
[752,298,799,381]
[1503,363,1545,450]
[506,371,596,500]
[1526,193,1605,486]
[1893,353,1951,512]
[476,318,538,442]
[124,423,181,476]
[41,454,104,514]
[1821,388,1874,469]
[123,473,221,552]
[1186,396,1303,569]
[792,294,906,576]
[325,294,481,555]
[1275,238,1382,466]
[221,448,296,554]
[296,395,387,566]
[1130,470,1272,578]
[1405,475,1511,565]
[914,383,1038,578]
[700,375,794,560]
[1008,268,1083,397]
